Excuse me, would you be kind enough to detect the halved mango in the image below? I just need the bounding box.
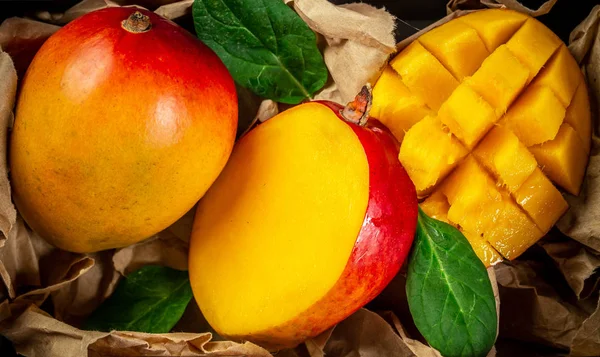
[373,9,591,266]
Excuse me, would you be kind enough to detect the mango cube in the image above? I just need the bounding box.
[441,156,543,260]
[506,18,562,83]
[420,190,451,224]
[565,83,592,154]
[467,45,530,116]
[529,124,588,195]
[473,126,537,192]
[532,45,583,107]
[501,86,565,147]
[418,20,490,80]
[438,83,498,149]
[514,168,568,233]
[371,67,432,141]
[399,116,468,195]
[390,41,459,111]
[458,9,527,52]
[462,231,504,267]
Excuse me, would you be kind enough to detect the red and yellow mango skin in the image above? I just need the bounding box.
[189,101,418,350]
[10,8,237,252]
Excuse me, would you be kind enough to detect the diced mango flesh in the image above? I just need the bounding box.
[390,41,459,111]
[565,83,592,154]
[418,20,490,80]
[399,116,468,195]
[532,45,582,107]
[462,231,504,267]
[505,18,562,83]
[438,83,498,149]
[529,124,588,195]
[374,9,591,265]
[441,157,543,260]
[457,9,527,52]
[514,168,568,233]
[473,126,537,192]
[371,67,431,141]
[501,85,565,147]
[467,45,530,116]
[420,190,451,223]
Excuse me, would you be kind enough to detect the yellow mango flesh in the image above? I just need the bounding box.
[529,124,588,195]
[473,125,537,192]
[514,168,568,233]
[505,18,562,83]
[441,157,543,260]
[189,103,369,335]
[438,82,498,149]
[418,20,490,80]
[390,41,459,111]
[533,45,582,107]
[371,67,432,141]
[565,83,592,154]
[399,116,468,195]
[467,45,530,116]
[501,85,565,147]
[372,9,591,266]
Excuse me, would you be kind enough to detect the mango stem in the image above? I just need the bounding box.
[340,84,372,126]
[122,11,151,33]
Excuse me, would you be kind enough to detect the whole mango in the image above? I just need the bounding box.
[10,8,237,253]
[371,9,591,266]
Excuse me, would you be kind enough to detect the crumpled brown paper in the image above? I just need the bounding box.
[1,0,599,356]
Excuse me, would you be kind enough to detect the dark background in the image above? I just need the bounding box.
[0,0,598,356]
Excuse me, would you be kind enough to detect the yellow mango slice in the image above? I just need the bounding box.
[532,45,582,107]
[514,168,568,233]
[420,190,451,223]
[390,41,459,111]
[457,9,528,52]
[506,18,562,83]
[565,82,592,154]
[473,126,537,192]
[462,231,504,267]
[418,20,490,80]
[467,45,530,116]
[501,86,565,147]
[399,116,468,195]
[529,123,588,195]
[438,83,498,149]
[371,67,432,141]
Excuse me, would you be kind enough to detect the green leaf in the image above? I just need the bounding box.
[192,0,328,104]
[406,208,497,357]
[84,266,193,333]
